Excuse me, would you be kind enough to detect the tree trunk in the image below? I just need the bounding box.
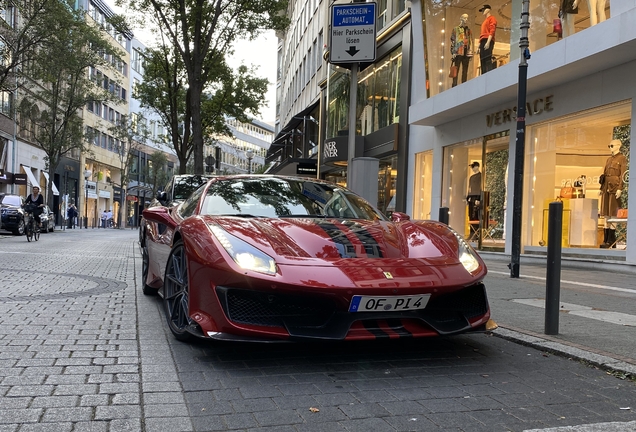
[189,81,204,175]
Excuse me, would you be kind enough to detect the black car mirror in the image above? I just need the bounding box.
[157,191,167,203]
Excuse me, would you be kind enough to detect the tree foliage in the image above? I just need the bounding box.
[122,0,288,173]
[143,150,170,196]
[20,1,124,205]
[0,0,70,91]
[108,116,151,227]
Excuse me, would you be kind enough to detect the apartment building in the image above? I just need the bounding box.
[126,38,177,227]
[207,118,274,175]
[269,0,411,215]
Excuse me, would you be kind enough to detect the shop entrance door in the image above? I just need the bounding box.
[477,132,509,251]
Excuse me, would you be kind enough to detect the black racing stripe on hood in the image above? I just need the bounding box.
[343,222,384,258]
[386,319,413,338]
[316,221,357,258]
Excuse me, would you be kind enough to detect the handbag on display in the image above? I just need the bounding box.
[559,181,575,199]
[449,65,458,78]
[616,208,628,219]
[553,18,562,36]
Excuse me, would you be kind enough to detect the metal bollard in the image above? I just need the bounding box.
[545,200,563,335]
[438,207,449,225]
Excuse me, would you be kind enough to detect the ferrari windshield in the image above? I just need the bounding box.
[200,177,387,221]
[172,175,214,201]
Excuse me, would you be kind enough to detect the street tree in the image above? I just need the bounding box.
[136,42,271,174]
[144,150,170,197]
[20,3,125,206]
[123,0,288,174]
[0,0,70,92]
[134,43,192,173]
[108,116,151,228]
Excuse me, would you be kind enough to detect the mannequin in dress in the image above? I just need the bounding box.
[450,14,473,87]
[587,0,607,26]
[478,5,497,74]
[599,139,627,248]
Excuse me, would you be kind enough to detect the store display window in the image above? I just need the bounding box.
[441,132,509,250]
[325,48,402,139]
[420,0,611,96]
[413,150,433,220]
[526,102,630,250]
[378,156,398,215]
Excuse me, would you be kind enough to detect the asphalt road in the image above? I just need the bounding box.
[0,227,634,431]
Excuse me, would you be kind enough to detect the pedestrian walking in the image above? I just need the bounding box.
[67,202,78,229]
[100,209,107,228]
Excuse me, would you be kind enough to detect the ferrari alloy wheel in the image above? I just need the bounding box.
[163,241,194,341]
[141,242,156,296]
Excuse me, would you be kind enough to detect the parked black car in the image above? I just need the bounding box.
[0,193,25,235]
[40,205,55,232]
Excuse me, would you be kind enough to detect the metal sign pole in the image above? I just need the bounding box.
[509,0,531,278]
[347,63,358,178]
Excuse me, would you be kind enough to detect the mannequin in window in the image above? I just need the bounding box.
[378,97,389,128]
[478,5,497,74]
[467,161,482,221]
[450,14,473,87]
[587,0,607,26]
[599,139,627,248]
[559,0,579,37]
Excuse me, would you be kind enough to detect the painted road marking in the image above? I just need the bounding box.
[511,298,636,326]
[489,270,636,294]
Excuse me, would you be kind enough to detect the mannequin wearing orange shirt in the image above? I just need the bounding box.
[478,4,497,74]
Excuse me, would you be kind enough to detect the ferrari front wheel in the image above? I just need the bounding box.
[163,240,194,342]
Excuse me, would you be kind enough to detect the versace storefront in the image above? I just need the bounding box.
[408,53,634,265]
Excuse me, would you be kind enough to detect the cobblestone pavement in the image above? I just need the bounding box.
[0,228,634,431]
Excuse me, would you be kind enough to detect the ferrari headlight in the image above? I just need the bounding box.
[447,226,480,274]
[209,225,277,275]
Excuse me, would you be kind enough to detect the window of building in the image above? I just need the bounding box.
[421,0,612,96]
[132,48,143,73]
[0,90,12,117]
[526,101,630,250]
[413,150,434,219]
[326,47,402,139]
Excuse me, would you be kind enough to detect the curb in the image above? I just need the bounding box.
[491,327,636,379]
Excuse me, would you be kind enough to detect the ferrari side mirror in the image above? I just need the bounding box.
[391,211,410,222]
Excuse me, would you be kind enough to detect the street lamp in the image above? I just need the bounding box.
[246,149,254,174]
[84,169,91,229]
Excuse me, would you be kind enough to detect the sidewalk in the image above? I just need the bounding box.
[481,253,636,380]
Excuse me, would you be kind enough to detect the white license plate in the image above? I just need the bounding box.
[348,294,431,312]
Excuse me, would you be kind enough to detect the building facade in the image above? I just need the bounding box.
[408,0,634,265]
[274,0,633,266]
[270,0,411,213]
[208,118,274,175]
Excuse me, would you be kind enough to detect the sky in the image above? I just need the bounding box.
[110,2,279,125]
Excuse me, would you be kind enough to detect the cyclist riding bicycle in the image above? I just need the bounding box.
[24,185,45,219]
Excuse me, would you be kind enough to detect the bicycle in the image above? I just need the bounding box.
[23,203,41,242]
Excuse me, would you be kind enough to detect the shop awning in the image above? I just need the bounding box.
[42,172,60,196]
[21,165,39,189]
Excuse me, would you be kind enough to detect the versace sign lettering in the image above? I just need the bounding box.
[324,141,338,158]
[486,95,553,127]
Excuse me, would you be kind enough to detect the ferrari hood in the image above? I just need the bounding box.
[211,217,459,266]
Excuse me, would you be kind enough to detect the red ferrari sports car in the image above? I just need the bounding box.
[140,175,490,342]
